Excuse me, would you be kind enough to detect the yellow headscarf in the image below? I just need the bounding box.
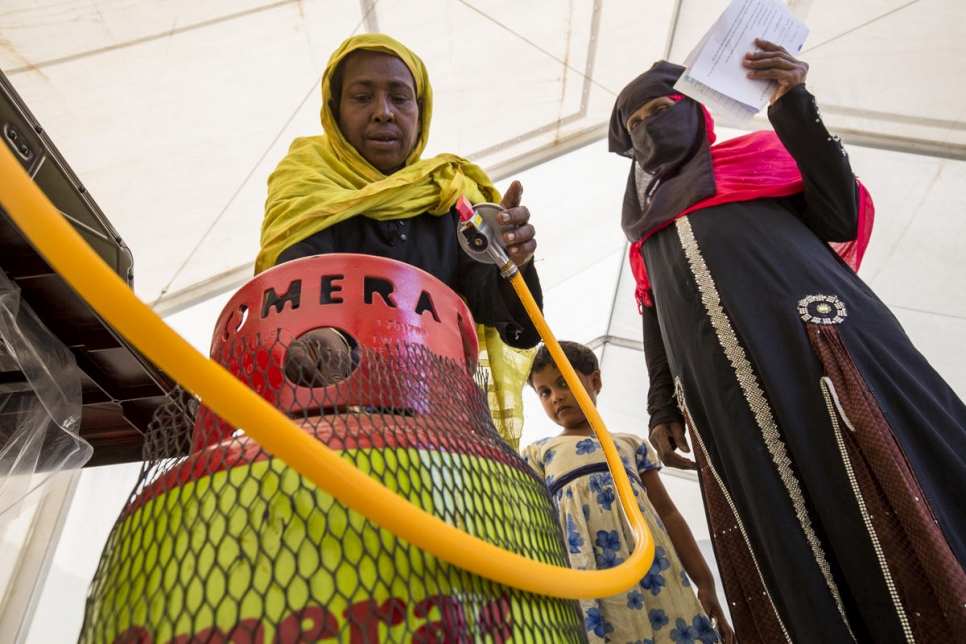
[255,33,532,449]
[256,33,499,273]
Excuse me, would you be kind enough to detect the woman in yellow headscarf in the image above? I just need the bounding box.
[257,34,541,449]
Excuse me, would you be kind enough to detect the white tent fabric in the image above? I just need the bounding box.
[2,1,965,641]
[4,0,964,310]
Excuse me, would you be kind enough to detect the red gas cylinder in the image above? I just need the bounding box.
[80,255,585,644]
[191,254,480,450]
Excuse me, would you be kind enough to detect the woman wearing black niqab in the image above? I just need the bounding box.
[609,41,966,644]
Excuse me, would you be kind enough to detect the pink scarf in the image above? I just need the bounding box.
[629,129,874,309]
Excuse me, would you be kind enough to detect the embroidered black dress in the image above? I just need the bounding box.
[641,86,966,643]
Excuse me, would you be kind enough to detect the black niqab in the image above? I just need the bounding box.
[608,61,717,243]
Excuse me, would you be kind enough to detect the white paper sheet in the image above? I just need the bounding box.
[673,0,808,124]
[675,72,760,124]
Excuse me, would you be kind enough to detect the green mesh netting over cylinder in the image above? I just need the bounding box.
[79,256,586,643]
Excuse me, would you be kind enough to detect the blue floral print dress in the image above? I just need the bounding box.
[522,433,719,644]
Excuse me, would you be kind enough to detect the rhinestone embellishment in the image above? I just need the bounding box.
[798,294,847,325]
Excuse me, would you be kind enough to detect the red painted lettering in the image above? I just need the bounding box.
[412,595,470,644]
[108,594,512,643]
[169,619,264,644]
[343,597,406,643]
[274,606,339,643]
[113,626,153,644]
[477,597,512,644]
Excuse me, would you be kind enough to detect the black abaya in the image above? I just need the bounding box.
[641,87,966,643]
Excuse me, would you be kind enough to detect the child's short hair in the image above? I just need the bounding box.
[528,341,599,386]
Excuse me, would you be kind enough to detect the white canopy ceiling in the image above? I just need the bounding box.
[3,0,965,441]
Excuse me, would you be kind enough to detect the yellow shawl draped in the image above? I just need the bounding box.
[256,34,499,272]
[256,33,533,449]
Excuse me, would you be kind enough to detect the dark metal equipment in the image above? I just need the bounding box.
[0,68,176,466]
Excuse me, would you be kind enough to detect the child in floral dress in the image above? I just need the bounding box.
[522,341,734,644]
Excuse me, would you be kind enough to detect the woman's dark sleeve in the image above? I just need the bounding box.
[768,84,859,242]
[456,251,544,349]
[642,302,684,429]
[275,229,335,264]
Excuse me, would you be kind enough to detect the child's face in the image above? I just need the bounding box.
[531,364,601,431]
